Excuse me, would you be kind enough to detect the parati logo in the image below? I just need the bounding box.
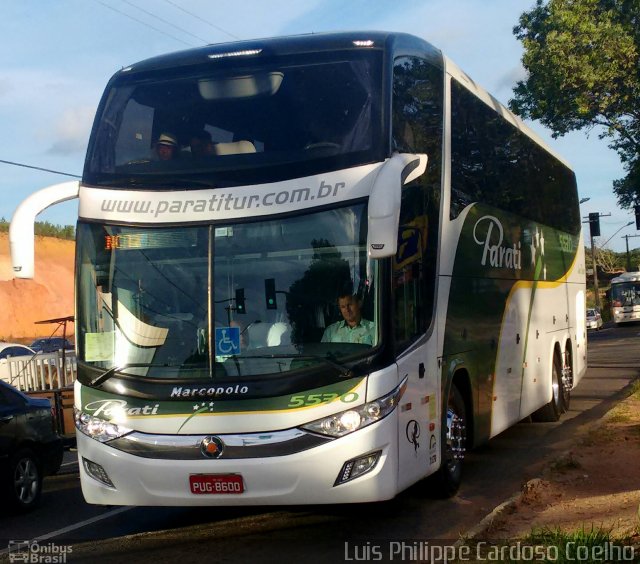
[473,215,522,271]
[84,399,159,418]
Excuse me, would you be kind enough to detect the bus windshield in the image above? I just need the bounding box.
[611,281,640,307]
[85,50,384,188]
[76,202,378,381]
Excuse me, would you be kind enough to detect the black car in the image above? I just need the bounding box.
[30,338,74,353]
[0,381,64,511]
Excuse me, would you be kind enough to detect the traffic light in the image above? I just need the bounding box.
[635,205,640,230]
[589,212,601,237]
[234,288,246,314]
[265,278,277,310]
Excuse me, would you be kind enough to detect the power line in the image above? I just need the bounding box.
[120,0,209,45]
[0,159,81,178]
[92,0,196,47]
[161,0,241,41]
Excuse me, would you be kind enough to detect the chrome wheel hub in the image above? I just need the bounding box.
[446,409,466,462]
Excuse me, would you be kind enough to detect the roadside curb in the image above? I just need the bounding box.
[456,375,640,545]
[454,490,522,546]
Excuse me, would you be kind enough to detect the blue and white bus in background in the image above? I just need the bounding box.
[610,271,640,325]
[11,32,585,506]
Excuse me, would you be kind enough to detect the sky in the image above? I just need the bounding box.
[0,0,635,252]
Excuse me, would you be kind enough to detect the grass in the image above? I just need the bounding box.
[579,425,616,447]
[581,381,640,441]
[469,525,638,564]
[548,451,582,474]
[461,379,640,563]
[606,406,633,424]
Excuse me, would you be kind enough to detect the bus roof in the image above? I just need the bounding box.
[116,31,441,75]
[611,271,640,284]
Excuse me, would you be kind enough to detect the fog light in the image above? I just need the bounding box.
[82,457,115,488]
[334,450,381,486]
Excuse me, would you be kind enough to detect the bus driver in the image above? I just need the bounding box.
[154,132,179,161]
[321,293,375,345]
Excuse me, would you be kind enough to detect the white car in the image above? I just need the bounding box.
[586,308,603,330]
[0,342,36,384]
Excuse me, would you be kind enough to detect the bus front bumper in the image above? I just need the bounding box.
[613,308,640,323]
[76,416,399,506]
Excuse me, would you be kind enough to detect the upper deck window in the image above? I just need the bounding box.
[85,50,384,188]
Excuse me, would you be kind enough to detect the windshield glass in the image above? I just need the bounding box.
[611,282,640,307]
[84,50,383,188]
[76,203,378,381]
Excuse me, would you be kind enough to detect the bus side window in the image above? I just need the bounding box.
[449,79,580,236]
[394,184,427,350]
[391,55,443,351]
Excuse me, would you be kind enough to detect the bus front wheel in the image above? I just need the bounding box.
[427,384,467,498]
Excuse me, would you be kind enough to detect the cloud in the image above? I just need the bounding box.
[46,106,94,156]
[0,77,13,97]
[496,65,527,92]
[0,67,101,160]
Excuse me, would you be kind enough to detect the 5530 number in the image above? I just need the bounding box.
[288,392,359,408]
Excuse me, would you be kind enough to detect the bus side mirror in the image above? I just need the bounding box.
[367,153,427,259]
[10,181,80,279]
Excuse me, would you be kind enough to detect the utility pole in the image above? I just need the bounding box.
[584,212,611,311]
[591,233,600,311]
[623,233,640,271]
[592,220,634,310]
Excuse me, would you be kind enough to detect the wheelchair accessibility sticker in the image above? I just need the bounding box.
[215,326,241,356]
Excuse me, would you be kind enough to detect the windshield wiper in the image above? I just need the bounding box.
[97,177,217,188]
[156,178,218,187]
[90,363,182,386]
[231,353,356,379]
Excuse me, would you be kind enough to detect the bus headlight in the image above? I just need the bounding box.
[74,408,132,443]
[300,378,407,438]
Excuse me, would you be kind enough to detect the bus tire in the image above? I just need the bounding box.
[532,354,565,422]
[560,350,571,413]
[426,384,467,498]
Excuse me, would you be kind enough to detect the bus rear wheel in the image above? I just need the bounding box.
[532,353,567,422]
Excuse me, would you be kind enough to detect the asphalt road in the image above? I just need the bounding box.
[1,322,638,563]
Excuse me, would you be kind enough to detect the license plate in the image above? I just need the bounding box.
[189,474,244,494]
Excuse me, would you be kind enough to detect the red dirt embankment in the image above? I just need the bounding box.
[0,233,74,341]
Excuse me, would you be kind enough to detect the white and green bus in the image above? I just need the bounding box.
[610,271,640,325]
[11,32,586,506]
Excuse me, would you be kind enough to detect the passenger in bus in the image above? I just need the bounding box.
[154,132,179,161]
[321,293,374,345]
[303,112,342,150]
[189,130,216,157]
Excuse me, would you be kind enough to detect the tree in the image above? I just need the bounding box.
[595,246,624,273]
[510,0,640,208]
[0,217,75,240]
